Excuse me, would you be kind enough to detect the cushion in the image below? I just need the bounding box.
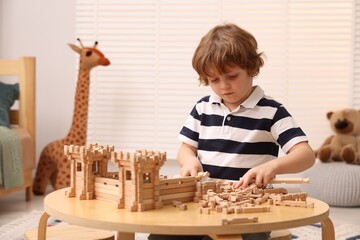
[12,127,35,170]
[0,82,19,128]
[300,160,360,207]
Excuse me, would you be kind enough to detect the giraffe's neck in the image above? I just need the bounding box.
[65,67,90,145]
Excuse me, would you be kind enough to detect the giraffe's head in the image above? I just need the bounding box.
[68,39,110,71]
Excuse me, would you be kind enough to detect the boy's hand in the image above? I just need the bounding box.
[234,142,315,189]
[181,158,203,177]
[234,163,276,189]
[178,143,203,177]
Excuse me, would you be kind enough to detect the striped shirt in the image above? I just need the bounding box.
[178,86,308,180]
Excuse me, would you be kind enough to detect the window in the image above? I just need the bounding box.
[76,0,354,159]
[76,162,82,172]
[92,161,100,175]
[125,170,132,180]
[143,172,152,183]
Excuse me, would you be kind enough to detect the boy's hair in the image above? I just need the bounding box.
[192,23,264,85]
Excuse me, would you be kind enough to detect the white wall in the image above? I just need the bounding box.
[0,0,76,161]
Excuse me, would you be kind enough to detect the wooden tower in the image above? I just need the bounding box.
[64,143,114,200]
[111,150,166,211]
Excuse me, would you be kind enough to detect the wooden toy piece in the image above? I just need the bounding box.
[222,217,258,225]
[172,200,188,210]
[276,200,314,208]
[222,206,235,214]
[172,200,182,207]
[264,188,288,194]
[195,171,210,180]
[239,177,310,185]
[254,194,268,205]
[200,207,211,214]
[269,178,310,184]
[215,205,223,212]
[33,40,110,195]
[178,204,188,211]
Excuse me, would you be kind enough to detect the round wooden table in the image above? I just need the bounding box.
[38,188,335,240]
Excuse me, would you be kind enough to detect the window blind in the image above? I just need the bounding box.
[76,0,354,160]
[355,0,360,107]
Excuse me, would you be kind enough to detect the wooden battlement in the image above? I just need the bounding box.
[111,150,166,165]
[64,143,114,157]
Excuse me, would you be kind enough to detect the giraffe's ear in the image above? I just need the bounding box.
[68,43,82,54]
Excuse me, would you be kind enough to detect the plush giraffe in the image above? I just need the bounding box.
[32,39,110,195]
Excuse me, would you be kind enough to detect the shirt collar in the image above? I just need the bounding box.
[209,85,264,109]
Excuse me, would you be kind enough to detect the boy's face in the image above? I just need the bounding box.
[207,66,253,111]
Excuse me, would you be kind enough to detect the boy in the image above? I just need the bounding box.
[150,23,315,240]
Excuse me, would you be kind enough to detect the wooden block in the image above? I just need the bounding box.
[209,199,216,210]
[196,171,210,179]
[198,200,208,208]
[269,178,310,184]
[241,206,270,213]
[65,189,75,198]
[229,194,238,202]
[172,200,182,207]
[222,206,234,214]
[264,188,288,194]
[178,204,187,211]
[200,207,210,214]
[279,200,314,208]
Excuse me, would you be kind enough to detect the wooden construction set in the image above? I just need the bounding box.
[64,143,314,224]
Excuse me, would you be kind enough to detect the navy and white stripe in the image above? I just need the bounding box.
[178,86,308,180]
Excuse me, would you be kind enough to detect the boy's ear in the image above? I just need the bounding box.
[247,69,255,77]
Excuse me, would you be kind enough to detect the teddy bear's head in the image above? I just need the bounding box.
[327,109,360,135]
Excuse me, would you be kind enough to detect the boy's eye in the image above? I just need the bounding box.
[228,74,238,79]
[209,78,219,83]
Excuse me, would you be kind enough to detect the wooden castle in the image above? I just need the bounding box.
[64,143,313,214]
[64,143,208,212]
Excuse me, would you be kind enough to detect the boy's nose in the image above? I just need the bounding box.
[220,80,230,89]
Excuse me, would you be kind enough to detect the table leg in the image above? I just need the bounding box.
[321,217,335,240]
[209,234,243,240]
[117,232,135,240]
[37,212,50,240]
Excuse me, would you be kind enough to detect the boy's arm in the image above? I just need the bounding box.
[177,143,203,177]
[235,141,315,189]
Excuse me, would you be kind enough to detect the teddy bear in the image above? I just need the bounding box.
[316,108,360,164]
